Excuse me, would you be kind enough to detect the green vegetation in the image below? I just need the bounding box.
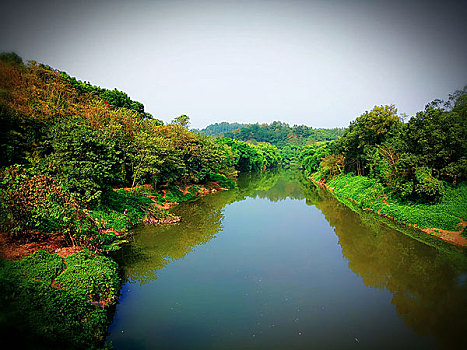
[60,71,150,118]
[221,121,343,146]
[223,121,310,147]
[0,53,280,349]
[216,137,282,172]
[208,122,343,166]
[301,89,467,240]
[207,173,237,189]
[312,172,467,232]
[0,250,119,349]
[192,121,246,136]
[0,53,274,252]
[308,128,345,142]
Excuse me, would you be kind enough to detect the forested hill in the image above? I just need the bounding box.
[224,122,345,146]
[0,52,284,253]
[192,122,247,136]
[0,52,285,348]
[194,121,345,146]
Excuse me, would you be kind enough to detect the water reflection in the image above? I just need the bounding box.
[113,169,297,284]
[113,170,467,349]
[301,178,467,349]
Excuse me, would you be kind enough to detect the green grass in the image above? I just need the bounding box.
[314,173,467,235]
[0,250,119,349]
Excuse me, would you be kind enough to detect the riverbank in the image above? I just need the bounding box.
[0,249,119,349]
[107,169,467,349]
[0,176,235,349]
[308,172,467,249]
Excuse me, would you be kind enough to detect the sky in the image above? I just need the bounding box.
[1,0,466,129]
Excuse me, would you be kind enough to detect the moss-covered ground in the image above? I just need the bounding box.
[0,250,119,349]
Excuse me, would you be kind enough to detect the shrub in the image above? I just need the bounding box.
[0,250,119,349]
[207,173,236,188]
[414,167,445,201]
[320,154,345,176]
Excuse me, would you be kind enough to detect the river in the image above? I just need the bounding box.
[107,170,467,349]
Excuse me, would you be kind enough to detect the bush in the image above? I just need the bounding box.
[55,250,120,304]
[0,166,91,238]
[414,167,445,201]
[0,250,119,349]
[207,173,236,188]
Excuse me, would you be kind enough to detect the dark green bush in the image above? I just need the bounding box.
[0,250,119,349]
[414,167,445,201]
[208,173,236,188]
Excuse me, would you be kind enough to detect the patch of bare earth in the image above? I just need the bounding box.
[422,220,467,247]
[0,232,80,260]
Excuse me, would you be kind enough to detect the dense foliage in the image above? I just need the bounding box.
[192,121,246,136]
[196,122,342,167]
[60,71,151,117]
[223,121,312,147]
[222,121,343,146]
[308,128,345,142]
[301,90,467,203]
[216,137,282,172]
[0,54,270,251]
[0,250,119,349]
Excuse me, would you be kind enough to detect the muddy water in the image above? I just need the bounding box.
[108,170,467,349]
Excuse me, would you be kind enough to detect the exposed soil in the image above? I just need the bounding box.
[422,219,467,247]
[0,232,81,260]
[1,182,232,261]
[180,185,191,195]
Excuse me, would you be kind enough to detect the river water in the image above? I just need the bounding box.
[108,170,467,349]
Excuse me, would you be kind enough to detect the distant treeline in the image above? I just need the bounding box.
[192,122,247,136]
[194,121,344,146]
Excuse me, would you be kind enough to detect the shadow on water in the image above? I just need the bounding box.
[299,175,467,349]
[113,169,303,284]
[112,169,467,349]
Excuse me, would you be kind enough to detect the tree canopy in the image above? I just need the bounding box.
[300,90,467,201]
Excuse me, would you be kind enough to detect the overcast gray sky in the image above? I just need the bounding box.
[1,0,466,128]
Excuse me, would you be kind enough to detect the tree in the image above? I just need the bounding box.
[336,105,401,175]
[172,114,190,128]
[320,154,345,176]
[301,142,332,175]
[400,90,467,183]
[0,52,23,65]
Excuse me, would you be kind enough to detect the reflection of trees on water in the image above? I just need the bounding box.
[113,189,235,284]
[115,170,466,349]
[302,180,467,349]
[114,169,302,285]
[238,169,305,202]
